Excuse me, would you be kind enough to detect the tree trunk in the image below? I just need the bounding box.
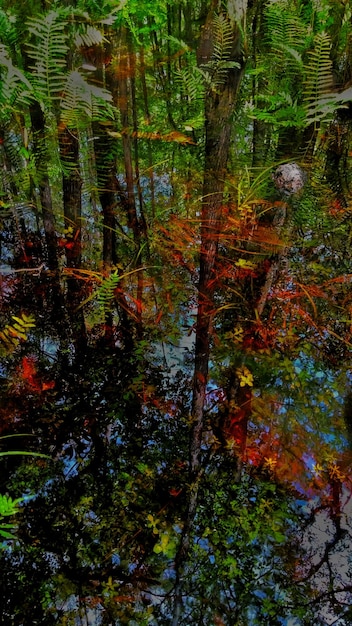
[30,103,59,272]
[118,27,144,335]
[172,3,247,623]
[191,0,246,479]
[58,124,87,354]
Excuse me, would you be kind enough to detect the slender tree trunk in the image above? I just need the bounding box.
[29,103,68,335]
[172,3,247,623]
[30,103,59,272]
[96,136,118,349]
[130,39,148,238]
[58,124,87,354]
[191,0,246,478]
[139,46,156,218]
[118,27,144,335]
[251,0,270,168]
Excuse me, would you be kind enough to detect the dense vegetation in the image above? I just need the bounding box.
[1,0,352,624]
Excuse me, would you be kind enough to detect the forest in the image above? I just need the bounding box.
[1,0,352,624]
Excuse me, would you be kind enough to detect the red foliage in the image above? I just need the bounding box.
[18,356,55,393]
[328,198,345,217]
[242,321,277,352]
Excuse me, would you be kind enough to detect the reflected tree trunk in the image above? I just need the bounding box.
[118,26,145,337]
[58,124,87,354]
[191,0,246,480]
[172,2,247,623]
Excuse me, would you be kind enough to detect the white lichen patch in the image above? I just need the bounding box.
[272,162,307,196]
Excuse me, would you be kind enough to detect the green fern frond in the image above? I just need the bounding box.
[77,267,145,315]
[174,66,204,102]
[262,0,308,85]
[75,25,106,48]
[212,13,234,62]
[275,44,303,68]
[26,10,68,103]
[0,494,23,517]
[74,269,121,315]
[0,313,35,353]
[303,32,334,122]
[0,494,23,539]
[304,32,333,102]
[60,70,113,128]
[0,46,33,117]
[264,2,307,53]
[1,128,25,172]
[96,271,121,312]
[198,12,239,90]
[165,35,191,53]
[0,10,20,56]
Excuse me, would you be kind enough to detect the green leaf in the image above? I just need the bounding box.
[0,528,16,539]
[0,494,23,517]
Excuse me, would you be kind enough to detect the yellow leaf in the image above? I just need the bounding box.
[235,259,256,269]
[236,365,254,387]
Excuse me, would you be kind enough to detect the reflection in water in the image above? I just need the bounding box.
[0,187,351,625]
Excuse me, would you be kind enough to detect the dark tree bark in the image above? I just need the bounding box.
[94,124,119,349]
[251,0,270,168]
[191,0,246,479]
[118,27,145,336]
[58,124,87,354]
[30,103,59,272]
[172,3,247,623]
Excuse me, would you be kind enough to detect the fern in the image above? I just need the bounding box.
[77,266,145,318]
[0,494,23,540]
[0,436,48,544]
[0,10,19,55]
[252,4,337,129]
[199,12,240,90]
[251,92,307,128]
[60,70,113,128]
[264,2,307,57]
[0,45,33,117]
[213,13,234,62]
[303,32,335,123]
[96,271,121,313]
[26,10,68,104]
[0,494,23,518]
[174,65,205,103]
[304,32,333,103]
[0,126,25,175]
[261,0,308,94]
[75,25,106,49]
[0,313,36,353]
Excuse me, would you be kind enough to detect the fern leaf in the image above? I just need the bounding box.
[26,11,68,103]
[174,66,205,102]
[304,33,333,100]
[0,494,21,516]
[0,313,35,354]
[60,70,113,128]
[198,12,239,90]
[262,0,308,83]
[0,330,19,348]
[0,45,33,115]
[303,32,334,122]
[75,25,106,48]
[0,10,19,55]
[20,313,36,327]
[96,271,121,311]
[212,13,234,62]
[264,2,307,53]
